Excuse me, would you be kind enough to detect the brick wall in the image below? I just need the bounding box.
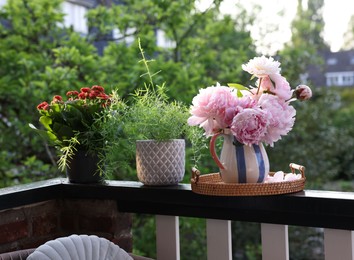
[0,199,132,254]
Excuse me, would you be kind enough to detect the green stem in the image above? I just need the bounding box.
[256,77,263,95]
[138,38,155,92]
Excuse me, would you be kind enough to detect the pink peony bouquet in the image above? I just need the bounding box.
[188,56,312,147]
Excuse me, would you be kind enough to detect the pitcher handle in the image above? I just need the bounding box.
[210,132,225,170]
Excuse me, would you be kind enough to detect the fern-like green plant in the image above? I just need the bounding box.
[120,39,190,141]
[102,39,206,179]
[57,137,79,172]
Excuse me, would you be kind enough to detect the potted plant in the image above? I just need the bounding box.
[125,84,190,186]
[188,56,312,183]
[30,85,115,183]
[104,41,191,186]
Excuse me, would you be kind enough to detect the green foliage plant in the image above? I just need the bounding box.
[29,85,116,174]
[125,87,189,141]
[103,40,206,179]
[123,40,190,141]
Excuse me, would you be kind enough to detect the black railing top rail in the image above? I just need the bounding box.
[1,178,354,230]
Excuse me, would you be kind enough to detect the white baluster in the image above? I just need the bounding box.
[207,219,232,260]
[324,228,354,260]
[261,223,289,260]
[156,215,180,260]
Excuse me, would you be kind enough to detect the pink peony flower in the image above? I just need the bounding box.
[223,96,258,126]
[230,108,269,145]
[188,56,311,148]
[265,171,285,183]
[265,171,302,183]
[258,94,296,146]
[187,83,239,135]
[242,56,281,78]
[259,74,293,101]
[284,173,302,181]
[295,85,312,101]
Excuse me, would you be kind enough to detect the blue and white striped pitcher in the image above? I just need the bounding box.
[210,129,269,183]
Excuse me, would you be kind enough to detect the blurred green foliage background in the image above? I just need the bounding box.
[0,0,353,259]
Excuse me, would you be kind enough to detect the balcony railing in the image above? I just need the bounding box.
[1,178,354,259]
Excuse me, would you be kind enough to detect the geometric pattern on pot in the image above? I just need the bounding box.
[136,139,185,186]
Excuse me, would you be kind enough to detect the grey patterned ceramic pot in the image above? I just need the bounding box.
[136,139,185,186]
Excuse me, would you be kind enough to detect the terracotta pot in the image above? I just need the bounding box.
[136,139,185,186]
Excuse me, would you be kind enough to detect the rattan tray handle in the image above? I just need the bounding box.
[289,163,305,178]
[191,167,201,183]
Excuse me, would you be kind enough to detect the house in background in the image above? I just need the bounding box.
[61,0,95,35]
[306,50,354,87]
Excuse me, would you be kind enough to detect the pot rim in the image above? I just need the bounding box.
[136,139,185,143]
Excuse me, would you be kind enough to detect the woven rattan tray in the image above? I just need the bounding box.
[191,163,306,196]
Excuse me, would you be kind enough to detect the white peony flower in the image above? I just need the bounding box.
[242,56,281,78]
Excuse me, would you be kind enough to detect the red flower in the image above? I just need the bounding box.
[37,101,49,110]
[52,95,63,104]
[89,91,100,99]
[91,85,104,93]
[98,93,109,100]
[78,92,88,99]
[80,87,91,93]
[66,91,79,98]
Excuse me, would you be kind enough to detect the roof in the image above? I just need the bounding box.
[323,50,354,72]
[306,50,354,87]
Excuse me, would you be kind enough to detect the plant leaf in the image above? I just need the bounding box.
[29,123,58,143]
[39,116,53,131]
[228,83,248,91]
[228,83,250,97]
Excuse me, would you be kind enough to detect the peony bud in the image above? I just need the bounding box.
[295,85,312,101]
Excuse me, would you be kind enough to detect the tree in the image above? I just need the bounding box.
[291,0,329,51]
[343,15,354,50]
[87,0,257,104]
[278,0,328,84]
[273,0,354,184]
[0,0,107,185]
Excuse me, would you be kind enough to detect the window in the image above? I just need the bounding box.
[112,28,135,45]
[326,72,354,86]
[327,76,338,86]
[62,1,88,34]
[327,58,337,65]
[342,75,354,85]
[156,30,176,49]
